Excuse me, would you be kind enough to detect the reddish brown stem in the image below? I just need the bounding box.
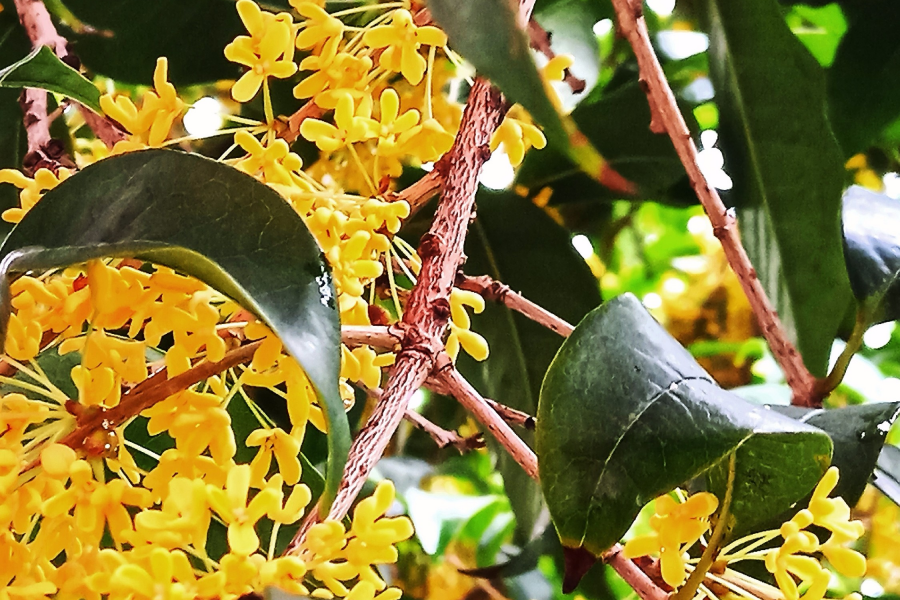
[610,0,818,406]
[456,273,574,337]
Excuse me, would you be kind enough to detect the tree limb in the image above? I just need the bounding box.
[609,0,818,407]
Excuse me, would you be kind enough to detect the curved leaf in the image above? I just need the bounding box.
[0,46,101,112]
[873,444,900,506]
[536,293,832,558]
[770,403,900,506]
[0,10,31,240]
[842,185,900,322]
[0,149,348,510]
[705,0,852,376]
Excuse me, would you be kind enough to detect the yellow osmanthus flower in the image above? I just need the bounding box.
[293,40,375,108]
[302,92,378,152]
[490,105,547,167]
[225,0,297,102]
[234,130,304,186]
[100,57,184,149]
[362,9,447,85]
[445,288,489,362]
[0,166,71,224]
[293,1,344,50]
[623,491,718,587]
[246,426,302,486]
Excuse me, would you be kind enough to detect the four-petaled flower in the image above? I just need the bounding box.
[224,0,297,102]
[246,427,302,485]
[300,92,376,152]
[207,463,281,555]
[623,491,718,587]
[362,9,447,85]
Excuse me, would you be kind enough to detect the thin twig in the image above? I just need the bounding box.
[455,273,574,337]
[436,364,538,480]
[341,325,402,349]
[360,382,483,452]
[424,375,535,431]
[603,545,669,600]
[609,0,818,407]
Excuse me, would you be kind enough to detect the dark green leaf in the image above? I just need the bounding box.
[0,46,101,112]
[842,185,900,322]
[769,403,900,506]
[827,0,900,155]
[536,293,832,558]
[515,78,696,203]
[61,0,245,85]
[0,10,31,240]
[460,190,601,544]
[873,444,900,505]
[0,149,348,511]
[705,0,852,376]
[428,0,568,149]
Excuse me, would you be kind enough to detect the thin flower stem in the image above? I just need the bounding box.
[425,45,436,121]
[330,2,405,18]
[676,453,736,600]
[820,308,867,397]
[347,143,379,196]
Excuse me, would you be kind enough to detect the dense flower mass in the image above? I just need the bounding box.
[0,0,564,595]
[625,467,867,600]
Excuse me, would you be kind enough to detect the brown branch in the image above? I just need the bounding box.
[610,0,818,407]
[282,100,326,144]
[359,382,483,452]
[23,340,263,473]
[424,375,535,430]
[79,106,127,149]
[603,545,669,600]
[340,325,402,349]
[390,166,444,217]
[436,365,538,479]
[12,0,125,162]
[455,273,574,337]
[287,77,508,548]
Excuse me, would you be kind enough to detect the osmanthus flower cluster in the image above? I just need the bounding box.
[624,467,867,600]
[0,0,565,595]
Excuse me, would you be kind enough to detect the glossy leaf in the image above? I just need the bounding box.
[0,10,31,240]
[0,149,348,510]
[770,403,900,506]
[842,185,900,322]
[60,0,249,85]
[705,0,852,376]
[536,293,832,558]
[461,190,601,544]
[0,46,101,112]
[873,444,900,506]
[827,0,900,155]
[428,0,632,193]
[515,79,695,203]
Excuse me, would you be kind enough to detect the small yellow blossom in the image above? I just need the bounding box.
[246,427,302,485]
[362,9,447,85]
[301,92,377,152]
[225,0,297,102]
[0,167,71,223]
[293,1,344,50]
[490,106,547,167]
[623,492,718,587]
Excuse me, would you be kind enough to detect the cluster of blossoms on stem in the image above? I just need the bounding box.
[0,0,565,596]
[624,467,867,600]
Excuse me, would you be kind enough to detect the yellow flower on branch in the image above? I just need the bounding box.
[301,92,377,152]
[490,106,547,167]
[0,167,71,224]
[225,0,297,103]
[362,9,447,85]
[207,464,283,555]
[99,57,184,148]
[234,130,304,186]
[293,1,344,50]
[246,427,302,486]
[623,492,718,587]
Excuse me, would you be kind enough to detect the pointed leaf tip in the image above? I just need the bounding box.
[562,545,598,593]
